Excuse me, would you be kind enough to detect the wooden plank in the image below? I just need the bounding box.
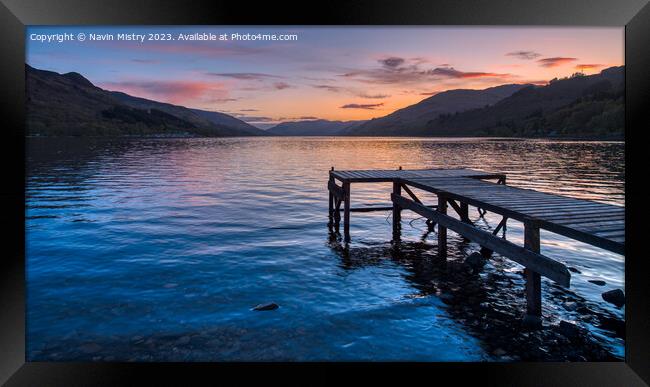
[543,212,624,223]
[493,216,508,235]
[447,199,464,218]
[401,183,424,204]
[339,205,438,213]
[392,194,570,287]
[593,230,626,237]
[475,196,582,205]
[539,221,625,255]
[548,217,625,227]
[500,201,616,211]
[559,220,625,230]
[528,208,622,220]
[332,168,501,183]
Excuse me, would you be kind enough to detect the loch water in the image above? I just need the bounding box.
[26,137,625,361]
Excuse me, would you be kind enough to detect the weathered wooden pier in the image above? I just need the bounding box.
[327,168,625,321]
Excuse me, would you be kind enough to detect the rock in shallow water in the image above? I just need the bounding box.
[602,289,625,307]
[252,302,279,311]
[588,280,606,286]
[563,301,578,311]
[559,320,582,340]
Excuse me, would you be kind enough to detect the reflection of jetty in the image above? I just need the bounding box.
[327,168,625,320]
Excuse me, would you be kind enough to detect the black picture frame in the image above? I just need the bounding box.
[1,0,648,385]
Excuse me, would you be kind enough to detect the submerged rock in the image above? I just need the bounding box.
[602,289,625,307]
[568,267,582,274]
[598,316,625,338]
[588,280,606,286]
[559,320,582,340]
[563,301,578,311]
[253,302,279,311]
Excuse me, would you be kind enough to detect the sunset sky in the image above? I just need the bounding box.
[27,26,623,128]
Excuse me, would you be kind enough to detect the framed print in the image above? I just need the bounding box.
[1,0,649,385]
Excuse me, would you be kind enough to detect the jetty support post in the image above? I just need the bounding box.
[524,218,542,319]
[328,168,334,226]
[460,201,470,223]
[437,194,448,258]
[392,181,402,238]
[343,181,351,242]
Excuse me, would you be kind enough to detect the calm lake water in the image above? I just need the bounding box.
[26,137,625,361]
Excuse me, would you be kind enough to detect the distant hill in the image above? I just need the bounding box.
[426,66,624,138]
[266,119,366,136]
[26,64,265,137]
[346,84,530,136]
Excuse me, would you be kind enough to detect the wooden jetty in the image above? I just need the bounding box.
[327,167,625,321]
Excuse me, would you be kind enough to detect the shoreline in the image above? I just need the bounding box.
[26,134,625,141]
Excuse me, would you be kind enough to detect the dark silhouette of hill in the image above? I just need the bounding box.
[26,64,266,137]
[346,84,530,136]
[426,66,624,138]
[266,119,366,136]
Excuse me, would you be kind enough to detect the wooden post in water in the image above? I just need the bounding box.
[437,194,448,258]
[343,181,351,242]
[460,202,469,223]
[392,181,402,237]
[524,219,542,319]
[328,168,334,227]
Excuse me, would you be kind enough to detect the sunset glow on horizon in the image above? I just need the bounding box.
[27,26,623,128]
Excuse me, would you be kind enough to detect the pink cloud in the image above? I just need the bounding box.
[100,80,228,105]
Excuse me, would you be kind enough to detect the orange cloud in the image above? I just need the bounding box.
[537,57,577,68]
[575,64,604,71]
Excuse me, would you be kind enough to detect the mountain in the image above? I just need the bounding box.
[266,119,366,136]
[345,84,530,136]
[26,64,265,137]
[188,108,267,136]
[426,66,624,138]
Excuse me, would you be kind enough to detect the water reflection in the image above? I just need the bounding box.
[328,226,623,361]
